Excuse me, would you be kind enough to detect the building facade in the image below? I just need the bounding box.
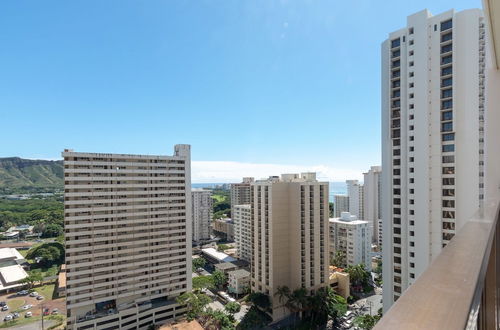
[381,9,485,311]
[329,212,371,270]
[250,173,329,322]
[212,218,235,241]
[230,177,254,218]
[333,195,349,218]
[347,180,364,219]
[191,188,212,244]
[227,269,251,295]
[63,145,192,329]
[233,204,252,262]
[363,166,382,244]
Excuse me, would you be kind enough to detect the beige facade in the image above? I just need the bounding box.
[230,178,254,218]
[63,145,191,329]
[250,173,329,322]
[228,269,250,295]
[329,266,350,299]
[191,189,212,243]
[212,218,234,241]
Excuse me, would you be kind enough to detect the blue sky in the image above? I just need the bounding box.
[0,0,481,181]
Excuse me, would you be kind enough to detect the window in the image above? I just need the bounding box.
[409,104,414,109]
[434,24,437,31]
[393,198,401,204]
[394,256,401,263]
[410,262,415,268]
[441,77,452,87]
[409,61,414,67]
[441,43,452,54]
[394,286,402,293]
[393,188,400,194]
[392,80,401,88]
[443,177,455,185]
[443,200,455,208]
[393,178,400,185]
[392,90,401,98]
[409,72,414,77]
[442,133,455,141]
[409,114,414,120]
[409,93,414,99]
[392,60,400,68]
[442,110,453,121]
[410,220,414,225]
[393,159,401,166]
[409,188,414,193]
[409,50,414,56]
[394,237,401,244]
[410,178,414,183]
[410,167,414,173]
[392,70,401,78]
[443,222,455,230]
[410,231,414,236]
[409,210,414,215]
[409,157,414,162]
[442,155,454,163]
[392,50,401,58]
[442,144,454,152]
[409,125,414,131]
[410,146,414,151]
[410,241,415,247]
[409,39,414,45]
[393,218,401,225]
[441,19,453,31]
[442,167,455,174]
[441,32,452,42]
[441,55,452,65]
[409,27,414,34]
[441,122,453,132]
[441,66,452,76]
[394,247,401,254]
[393,149,400,155]
[443,189,455,197]
[391,38,401,48]
[442,232,455,241]
[393,208,401,215]
[409,82,414,88]
[410,273,415,279]
[441,99,453,110]
[409,136,414,141]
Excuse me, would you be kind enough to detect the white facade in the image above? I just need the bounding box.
[228,269,251,295]
[381,9,485,311]
[329,212,371,271]
[62,145,192,329]
[347,180,364,219]
[233,204,252,262]
[363,166,382,244]
[334,195,349,218]
[191,188,213,243]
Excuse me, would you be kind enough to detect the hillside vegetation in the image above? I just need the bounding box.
[0,157,63,194]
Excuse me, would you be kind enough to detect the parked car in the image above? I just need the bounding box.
[43,308,50,316]
[51,308,59,315]
[12,312,19,319]
[22,304,32,310]
[25,311,32,318]
[1,305,9,311]
[17,290,28,296]
[0,302,5,307]
[29,292,38,297]
[36,296,43,300]
[3,315,12,322]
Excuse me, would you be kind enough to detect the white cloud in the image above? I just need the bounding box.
[192,161,364,183]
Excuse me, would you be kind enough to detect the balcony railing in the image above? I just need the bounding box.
[375,200,500,330]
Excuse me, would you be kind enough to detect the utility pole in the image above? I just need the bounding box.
[41,303,44,330]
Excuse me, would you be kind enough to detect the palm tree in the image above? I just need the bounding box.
[274,286,291,317]
[290,287,308,321]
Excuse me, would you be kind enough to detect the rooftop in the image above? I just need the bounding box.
[0,248,24,262]
[214,262,238,270]
[228,269,250,279]
[0,264,28,285]
[201,248,237,263]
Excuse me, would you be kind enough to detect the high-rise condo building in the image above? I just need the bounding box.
[230,177,254,218]
[250,173,329,321]
[329,212,371,270]
[233,204,252,262]
[334,195,349,218]
[347,180,364,219]
[381,9,485,311]
[363,166,382,244]
[191,188,212,244]
[63,145,192,329]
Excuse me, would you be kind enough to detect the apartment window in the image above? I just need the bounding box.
[409,188,414,193]
[393,218,401,225]
[392,60,401,68]
[409,27,414,34]
[393,169,400,176]
[394,247,401,254]
[443,177,455,185]
[442,232,455,241]
[391,38,401,48]
[409,167,414,173]
[434,24,437,31]
[443,189,455,197]
[392,90,401,98]
[441,122,453,132]
[442,167,455,174]
[409,82,414,88]
[441,32,452,42]
[441,99,453,110]
[441,55,453,65]
[409,136,414,141]
[443,210,455,219]
[410,273,415,279]
[409,125,414,131]
[392,99,401,108]
[410,178,414,183]
[442,144,455,152]
[409,61,414,67]
[441,66,453,77]
[392,50,401,58]
[393,178,400,185]
[394,237,401,244]
[393,208,401,215]
[393,149,400,156]
[443,200,455,208]
[441,19,453,32]
[441,110,453,121]
[393,198,401,205]
[392,129,400,138]
[441,77,453,87]
[410,146,414,151]
[442,155,454,163]
[394,256,401,263]
[409,72,414,77]
[409,114,414,120]
[409,210,414,215]
[409,157,414,162]
[409,104,414,109]
[409,93,414,99]
[410,241,415,247]
[392,70,401,78]
[443,222,455,230]
[409,50,414,56]
[410,231,414,236]
[409,199,414,204]
[392,80,401,88]
[442,133,455,141]
[393,158,400,166]
[409,39,414,45]
[441,43,453,54]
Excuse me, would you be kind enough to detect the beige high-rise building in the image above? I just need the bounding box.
[347,180,364,219]
[250,173,329,322]
[334,195,349,218]
[363,166,382,244]
[230,177,254,218]
[63,145,192,329]
[233,204,251,262]
[191,188,212,244]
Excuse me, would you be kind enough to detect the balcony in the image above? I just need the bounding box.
[375,200,500,329]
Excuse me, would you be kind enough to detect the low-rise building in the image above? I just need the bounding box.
[330,212,371,271]
[233,204,251,262]
[201,248,237,265]
[214,262,239,275]
[212,218,235,241]
[0,248,29,293]
[329,266,350,299]
[57,264,66,297]
[227,269,250,295]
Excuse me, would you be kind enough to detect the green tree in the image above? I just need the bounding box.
[331,250,347,268]
[274,286,291,316]
[193,257,207,270]
[224,301,241,319]
[329,202,334,217]
[41,223,63,238]
[212,270,227,289]
[246,292,271,311]
[217,244,230,252]
[354,314,381,330]
[193,275,214,291]
[345,264,370,289]
[176,292,211,320]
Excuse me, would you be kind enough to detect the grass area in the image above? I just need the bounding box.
[0,315,41,328]
[7,298,25,311]
[212,194,226,203]
[37,283,55,300]
[19,249,29,258]
[46,315,65,329]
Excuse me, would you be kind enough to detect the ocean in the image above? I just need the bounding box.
[192,182,347,202]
